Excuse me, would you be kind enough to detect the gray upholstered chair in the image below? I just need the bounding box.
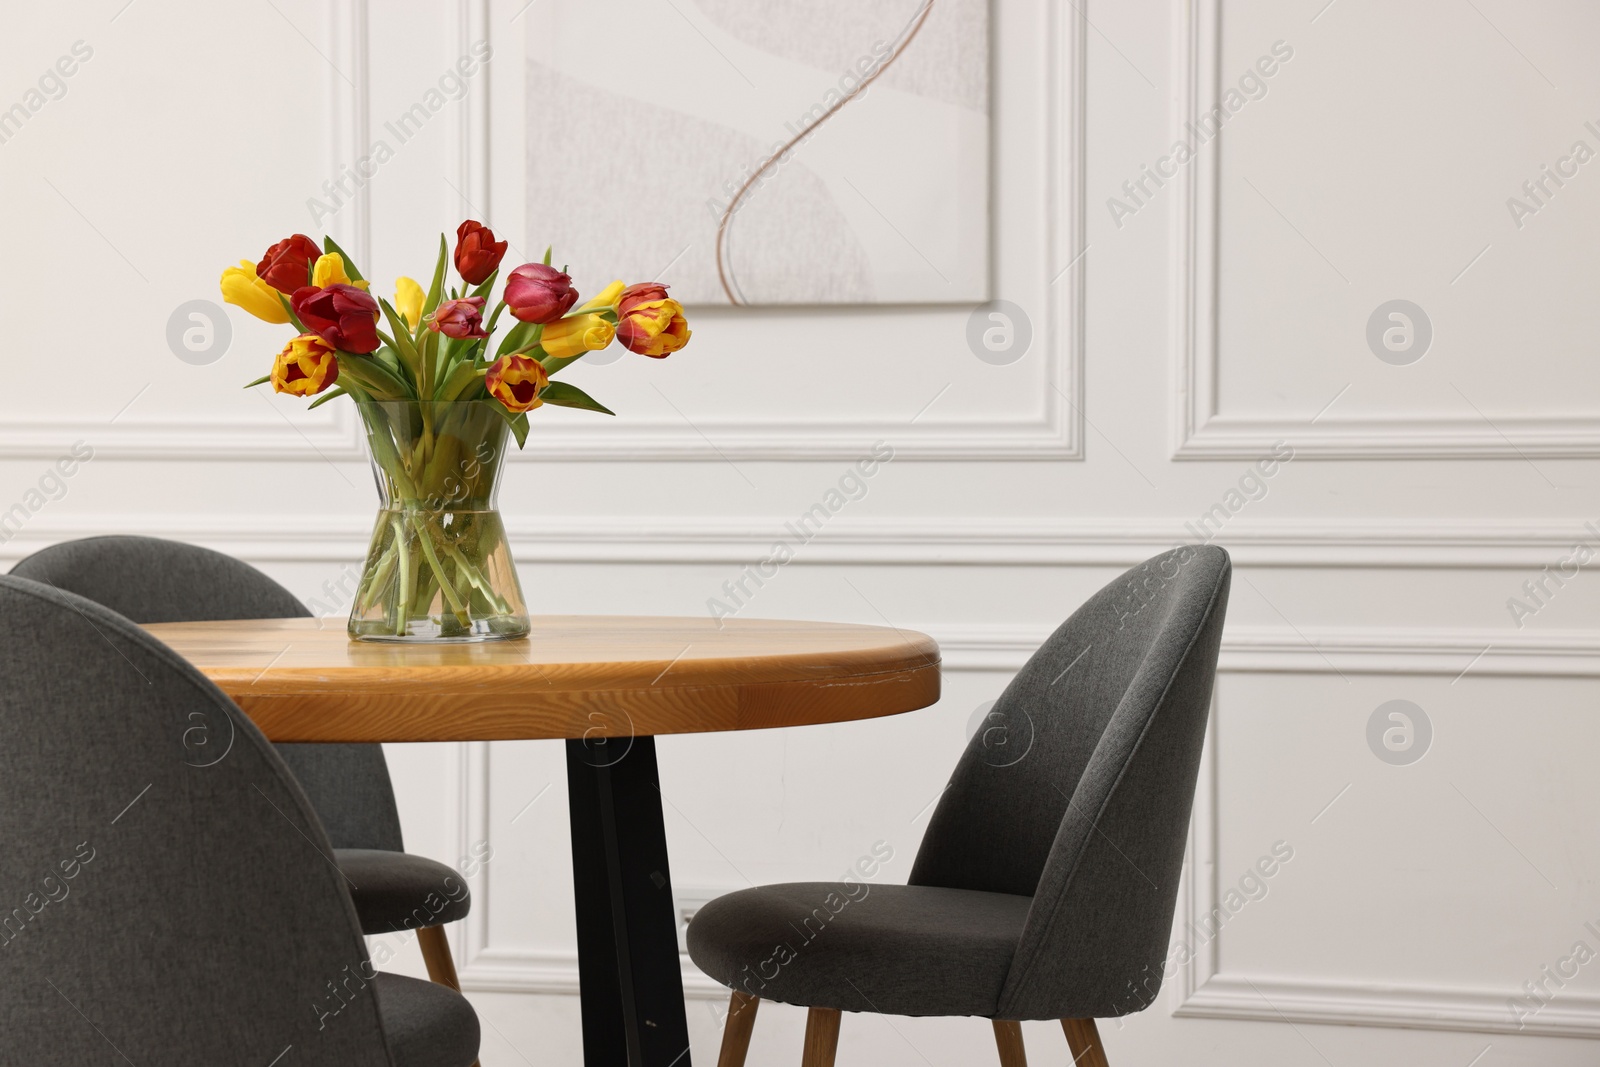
[687,546,1231,1067]
[0,575,480,1066]
[9,536,472,994]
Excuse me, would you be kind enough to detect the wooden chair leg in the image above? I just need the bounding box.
[991,1018,1027,1067]
[417,925,463,991]
[800,1006,842,1067]
[1061,1018,1109,1067]
[717,991,761,1067]
[417,926,480,1067]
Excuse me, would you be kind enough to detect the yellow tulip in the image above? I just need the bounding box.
[311,253,369,291]
[579,280,625,312]
[219,260,290,324]
[540,313,616,359]
[395,276,425,330]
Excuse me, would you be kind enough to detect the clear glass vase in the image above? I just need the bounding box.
[348,400,530,642]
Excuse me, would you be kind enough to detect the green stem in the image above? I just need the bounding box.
[411,513,470,625]
[391,516,415,637]
[355,538,400,611]
[441,539,510,615]
[373,542,399,592]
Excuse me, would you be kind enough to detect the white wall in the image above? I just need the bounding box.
[4,1,1598,1064]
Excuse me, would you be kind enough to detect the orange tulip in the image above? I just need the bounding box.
[271,334,339,396]
[485,354,549,412]
[615,283,690,358]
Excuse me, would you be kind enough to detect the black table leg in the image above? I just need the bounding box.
[566,735,693,1067]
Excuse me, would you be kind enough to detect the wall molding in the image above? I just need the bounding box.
[464,0,1086,461]
[0,409,363,463]
[1168,0,1600,460]
[5,513,1598,570]
[939,623,1600,677]
[1172,708,1600,1039]
[1175,971,1600,1040]
[462,948,728,1001]
[59,0,1082,465]
[449,621,1600,1002]
[0,0,371,464]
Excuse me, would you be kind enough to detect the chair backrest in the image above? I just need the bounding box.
[909,546,1230,1019]
[9,536,404,852]
[0,576,394,1064]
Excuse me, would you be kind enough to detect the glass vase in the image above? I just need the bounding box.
[348,400,529,642]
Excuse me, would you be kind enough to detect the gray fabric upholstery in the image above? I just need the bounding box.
[339,850,472,935]
[9,535,405,853]
[687,883,1032,1017]
[277,743,404,854]
[0,576,477,1065]
[687,546,1231,1022]
[7,534,311,621]
[372,973,482,1067]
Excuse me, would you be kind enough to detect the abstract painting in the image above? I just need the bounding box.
[524,0,990,305]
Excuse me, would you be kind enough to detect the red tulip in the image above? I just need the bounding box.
[504,263,578,324]
[429,296,488,340]
[454,221,508,286]
[256,234,322,295]
[617,282,670,312]
[292,283,382,354]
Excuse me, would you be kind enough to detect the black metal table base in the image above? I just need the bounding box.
[566,735,693,1067]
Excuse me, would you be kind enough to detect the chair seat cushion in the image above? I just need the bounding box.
[373,972,480,1067]
[337,850,471,935]
[686,882,1033,1018]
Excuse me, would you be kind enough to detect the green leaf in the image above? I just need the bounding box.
[421,328,442,397]
[243,374,270,388]
[482,297,509,342]
[470,270,499,301]
[372,345,407,383]
[422,234,449,322]
[338,353,413,400]
[541,245,553,266]
[321,235,366,282]
[491,403,532,448]
[434,358,480,402]
[539,380,615,416]
[495,320,540,358]
[306,386,349,410]
[377,297,421,380]
[277,293,307,333]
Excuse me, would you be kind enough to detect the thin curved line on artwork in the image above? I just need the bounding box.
[714,0,938,306]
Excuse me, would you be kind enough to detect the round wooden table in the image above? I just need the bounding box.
[145,615,941,1067]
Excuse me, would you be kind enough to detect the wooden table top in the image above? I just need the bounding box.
[143,616,941,743]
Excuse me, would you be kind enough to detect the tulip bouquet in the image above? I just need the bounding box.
[220,221,691,641]
[222,221,690,429]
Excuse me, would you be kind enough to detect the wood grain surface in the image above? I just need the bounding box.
[143,615,941,742]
